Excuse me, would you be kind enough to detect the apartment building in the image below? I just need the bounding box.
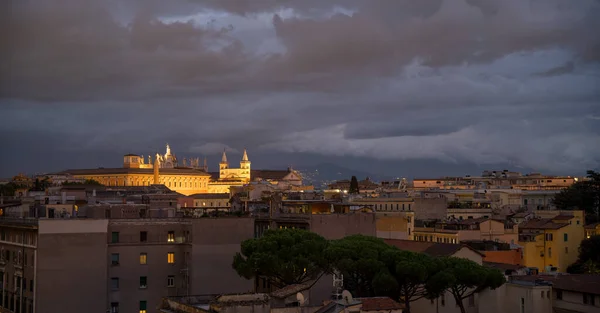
[0,201,376,313]
[413,218,518,244]
[507,275,600,313]
[584,222,600,238]
[0,218,37,313]
[519,210,585,273]
[413,170,577,191]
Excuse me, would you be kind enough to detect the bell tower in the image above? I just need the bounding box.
[240,148,251,181]
[219,149,229,170]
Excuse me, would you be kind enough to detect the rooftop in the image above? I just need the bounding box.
[357,297,404,311]
[56,167,212,176]
[384,239,484,257]
[519,218,569,230]
[510,274,600,295]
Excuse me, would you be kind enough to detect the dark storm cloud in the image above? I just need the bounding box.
[1,0,599,176]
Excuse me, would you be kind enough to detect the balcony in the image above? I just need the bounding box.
[0,217,39,227]
[109,234,191,245]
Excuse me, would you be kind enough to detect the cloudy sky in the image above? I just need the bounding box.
[1,0,599,178]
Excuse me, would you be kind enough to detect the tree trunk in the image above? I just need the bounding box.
[456,297,466,313]
[403,297,411,313]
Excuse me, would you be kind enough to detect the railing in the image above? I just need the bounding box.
[109,234,191,245]
[0,217,39,226]
[166,294,219,305]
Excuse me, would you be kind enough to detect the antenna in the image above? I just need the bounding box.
[341,290,353,305]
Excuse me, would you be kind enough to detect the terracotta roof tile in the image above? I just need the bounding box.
[56,167,211,176]
[384,239,484,257]
[519,218,568,230]
[512,274,600,295]
[270,281,313,298]
[358,297,404,311]
[551,214,575,221]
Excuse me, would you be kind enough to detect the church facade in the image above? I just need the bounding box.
[56,144,303,196]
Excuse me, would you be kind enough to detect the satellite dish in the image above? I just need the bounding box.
[341,290,353,304]
[296,292,305,306]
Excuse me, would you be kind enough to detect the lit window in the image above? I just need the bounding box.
[167,275,175,287]
[139,253,147,265]
[168,252,175,264]
[139,276,147,289]
[139,301,147,313]
[167,231,175,242]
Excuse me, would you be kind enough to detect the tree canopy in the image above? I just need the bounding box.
[232,232,506,313]
[374,249,446,313]
[430,257,506,313]
[567,235,600,274]
[232,228,330,288]
[349,176,360,194]
[324,235,390,297]
[63,179,103,186]
[553,170,600,223]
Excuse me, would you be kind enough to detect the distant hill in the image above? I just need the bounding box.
[296,163,393,189]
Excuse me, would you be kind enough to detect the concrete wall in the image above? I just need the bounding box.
[413,197,447,220]
[554,289,600,313]
[190,218,255,294]
[310,213,376,240]
[375,212,414,240]
[36,219,108,313]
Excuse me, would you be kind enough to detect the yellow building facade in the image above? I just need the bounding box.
[375,212,415,240]
[519,210,585,272]
[584,222,600,239]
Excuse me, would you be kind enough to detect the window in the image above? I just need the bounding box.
[468,294,475,307]
[520,297,525,313]
[441,294,445,306]
[556,290,562,300]
[545,233,553,241]
[548,247,552,258]
[111,232,119,243]
[565,247,568,254]
[140,231,147,242]
[402,203,405,210]
[583,293,596,305]
[111,277,119,290]
[563,233,568,242]
[139,301,147,313]
[111,253,119,266]
[140,253,147,265]
[546,291,550,298]
[167,275,175,287]
[110,302,119,313]
[167,231,175,243]
[139,276,147,289]
[168,252,175,264]
[541,291,544,298]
